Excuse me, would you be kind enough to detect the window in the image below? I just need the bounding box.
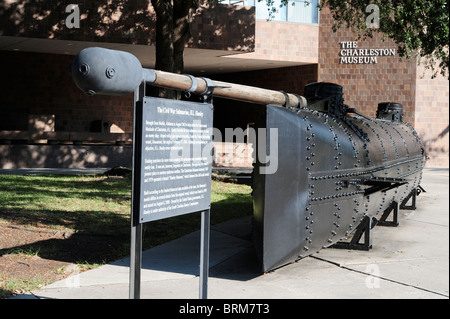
[287,0,318,24]
[219,0,319,24]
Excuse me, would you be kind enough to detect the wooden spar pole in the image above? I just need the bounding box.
[71,47,306,105]
[151,70,307,108]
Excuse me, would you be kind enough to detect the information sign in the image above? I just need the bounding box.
[138,97,213,223]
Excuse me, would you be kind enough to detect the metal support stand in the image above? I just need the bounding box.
[129,83,145,299]
[400,188,417,210]
[377,201,399,227]
[198,86,213,299]
[129,222,142,299]
[199,209,210,299]
[331,215,374,251]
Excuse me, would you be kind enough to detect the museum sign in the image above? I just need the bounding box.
[339,41,396,64]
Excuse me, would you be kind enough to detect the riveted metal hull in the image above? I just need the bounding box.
[253,105,426,272]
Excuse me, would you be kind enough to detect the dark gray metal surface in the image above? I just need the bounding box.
[253,84,426,272]
[70,47,143,95]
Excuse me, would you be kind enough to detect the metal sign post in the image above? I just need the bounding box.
[129,85,213,299]
[129,83,145,299]
[199,209,210,299]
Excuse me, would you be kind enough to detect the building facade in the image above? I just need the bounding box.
[0,1,448,168]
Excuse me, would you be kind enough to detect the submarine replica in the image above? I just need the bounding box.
[71,47,427,272]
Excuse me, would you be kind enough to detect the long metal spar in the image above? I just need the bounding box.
[70,47,306,108]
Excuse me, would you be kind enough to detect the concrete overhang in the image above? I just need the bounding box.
[0,35,310,75]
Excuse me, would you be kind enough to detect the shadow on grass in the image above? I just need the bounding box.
[0,232,129,265]
[0,174,131,202]
[0,186,254,266]
[0,174,131,234]
[0,207,130,236]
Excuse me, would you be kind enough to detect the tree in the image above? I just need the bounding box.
[151,0,199,98]
[319,0,449,79]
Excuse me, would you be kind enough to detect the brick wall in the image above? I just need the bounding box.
[0,144,132,169]
[213,64,318,96]
[0,1,255,53]
[189,4,255,51]
[227,20,319,63]
[0,51,134,133]
[415,64,449,167]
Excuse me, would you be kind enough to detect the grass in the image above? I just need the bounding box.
[1,275,48,295]
[0,174,252,237]
[0,175,132,235]
[0,173,253,297]
[0,174,252,235]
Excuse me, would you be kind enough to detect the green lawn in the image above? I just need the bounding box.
[0,174,253,246]
[0,175,132,235]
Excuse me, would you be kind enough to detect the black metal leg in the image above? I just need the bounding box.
[400,188,417,210]
[199,209,210,299]
[129,222,142,299]
[331,215,372,251]
[378,201,399,227]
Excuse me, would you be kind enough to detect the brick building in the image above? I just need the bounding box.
[0,1,448,168]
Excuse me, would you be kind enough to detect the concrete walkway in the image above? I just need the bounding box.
[9,168,449,299]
